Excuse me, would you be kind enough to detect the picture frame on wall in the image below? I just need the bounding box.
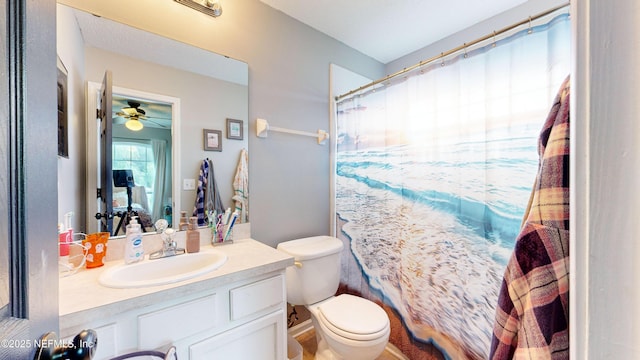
[226,118,243,140]
[203,129,222,151]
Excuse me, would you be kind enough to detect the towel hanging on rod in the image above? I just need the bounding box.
[255,118,329,145]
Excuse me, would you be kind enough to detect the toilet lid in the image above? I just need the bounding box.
[318,294,389,340]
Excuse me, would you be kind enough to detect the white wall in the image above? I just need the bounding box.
[56,5,87,232]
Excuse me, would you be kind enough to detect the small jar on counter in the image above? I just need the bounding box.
[179,211,189,231]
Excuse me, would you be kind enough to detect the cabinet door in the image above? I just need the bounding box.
[138,294,218,350]
[189,310,285,360]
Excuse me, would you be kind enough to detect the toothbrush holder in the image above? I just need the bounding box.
[212,225,233,246]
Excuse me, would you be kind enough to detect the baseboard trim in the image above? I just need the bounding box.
[383,341,410,360]
[288,319,314,338]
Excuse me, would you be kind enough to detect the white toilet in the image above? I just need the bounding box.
[277,236,390,360]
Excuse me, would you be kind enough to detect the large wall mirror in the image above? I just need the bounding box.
[57,3,249,238]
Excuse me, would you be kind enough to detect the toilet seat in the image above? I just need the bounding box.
[316,294,389,341]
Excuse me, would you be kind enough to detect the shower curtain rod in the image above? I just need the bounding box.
[335,2,570,102]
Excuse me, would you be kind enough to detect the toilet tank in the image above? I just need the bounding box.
[277,236,344,306]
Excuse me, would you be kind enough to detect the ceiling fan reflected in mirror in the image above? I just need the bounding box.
[113,100,172,131]
[116,101,146,131]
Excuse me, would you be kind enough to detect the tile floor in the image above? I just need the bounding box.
[294,329,402,360]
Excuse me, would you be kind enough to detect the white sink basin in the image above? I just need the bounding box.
[98,251,227,289]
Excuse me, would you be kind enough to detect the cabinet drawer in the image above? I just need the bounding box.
[138,293,217,349]
[229,275,284,321]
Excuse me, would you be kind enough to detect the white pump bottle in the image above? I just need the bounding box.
[124,216,144,264]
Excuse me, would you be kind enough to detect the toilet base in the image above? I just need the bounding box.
[312,316,341,360]
[313,332,388,360]
[314,338,339,360]
[310,311,388,360]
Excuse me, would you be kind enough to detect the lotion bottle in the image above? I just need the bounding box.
[124,217,144,264]
[186,217,200,253]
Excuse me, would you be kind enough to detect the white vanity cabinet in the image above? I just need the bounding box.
[59,239,293,360]
[61,272,286,360]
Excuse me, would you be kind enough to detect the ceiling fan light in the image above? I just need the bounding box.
[125,118,144,131]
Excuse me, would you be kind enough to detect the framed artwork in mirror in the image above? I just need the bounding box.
[57,57,69,158]
[226,118,243,140]
[203,129,222,151]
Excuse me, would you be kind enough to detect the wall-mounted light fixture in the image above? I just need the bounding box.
[175,0,222,18]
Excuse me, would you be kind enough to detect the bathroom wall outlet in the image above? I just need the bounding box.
[183,179,196,190]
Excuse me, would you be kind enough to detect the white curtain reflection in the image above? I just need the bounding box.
[151,139,167,222]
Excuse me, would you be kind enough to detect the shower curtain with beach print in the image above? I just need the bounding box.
[334,13,570,360]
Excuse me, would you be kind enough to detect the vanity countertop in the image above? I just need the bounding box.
[59,238,293,331]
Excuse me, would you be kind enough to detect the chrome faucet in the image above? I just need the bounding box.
[149,227,185,260]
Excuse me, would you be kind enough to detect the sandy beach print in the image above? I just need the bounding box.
[335,134,538,359]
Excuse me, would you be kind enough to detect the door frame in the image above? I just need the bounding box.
[86,81,181,235]
[0,0,59,358]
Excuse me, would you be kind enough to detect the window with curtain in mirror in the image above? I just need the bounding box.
[112,140,155,213]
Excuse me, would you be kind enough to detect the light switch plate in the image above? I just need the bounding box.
[183,178,196,190]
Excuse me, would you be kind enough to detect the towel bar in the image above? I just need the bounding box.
[256,118,329,145]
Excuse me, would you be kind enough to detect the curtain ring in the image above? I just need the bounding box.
[492,31,497,47]
[463,43,468,58]
[528,16,533,34]
[440,52,445,67]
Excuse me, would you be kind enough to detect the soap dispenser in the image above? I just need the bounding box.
[186,217,200,253]
[124,216,144,264]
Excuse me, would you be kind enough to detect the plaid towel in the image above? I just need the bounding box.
[490,76,570,359]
